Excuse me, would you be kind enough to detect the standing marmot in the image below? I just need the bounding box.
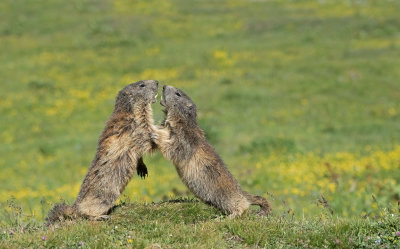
[46,80,159,224]
[152,85,271,217]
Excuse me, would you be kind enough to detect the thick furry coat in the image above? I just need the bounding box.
[152,85,271,217]
[46,80,158,224]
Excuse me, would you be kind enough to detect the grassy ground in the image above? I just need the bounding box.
[1,0,400,247]
[2,199,400,248]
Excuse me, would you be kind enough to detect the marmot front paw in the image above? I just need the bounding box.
[136,157,148,179]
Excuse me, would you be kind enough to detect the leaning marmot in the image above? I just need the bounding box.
[46,80,159,224]
[152,85,271,217]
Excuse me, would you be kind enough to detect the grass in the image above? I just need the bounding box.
[2,198,400,248]
[1,0,400,247]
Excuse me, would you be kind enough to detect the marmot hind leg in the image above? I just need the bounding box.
[226,198,251,219]
[90,215,110,221]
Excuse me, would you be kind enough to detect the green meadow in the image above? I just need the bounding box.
[1,0,400,247]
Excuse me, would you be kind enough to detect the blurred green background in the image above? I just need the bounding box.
[1,0,399,221]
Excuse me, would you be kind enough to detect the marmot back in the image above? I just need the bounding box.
[153,85,271,217]
[46,80,158,224]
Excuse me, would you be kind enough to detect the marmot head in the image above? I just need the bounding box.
[114,80,158,113]
[160,85,197,124]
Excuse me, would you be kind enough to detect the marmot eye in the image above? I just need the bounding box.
[175,92,181,97]
[140,84,145,88]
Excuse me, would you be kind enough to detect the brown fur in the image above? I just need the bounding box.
[46,80,158,224]
[152,85,272,217]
